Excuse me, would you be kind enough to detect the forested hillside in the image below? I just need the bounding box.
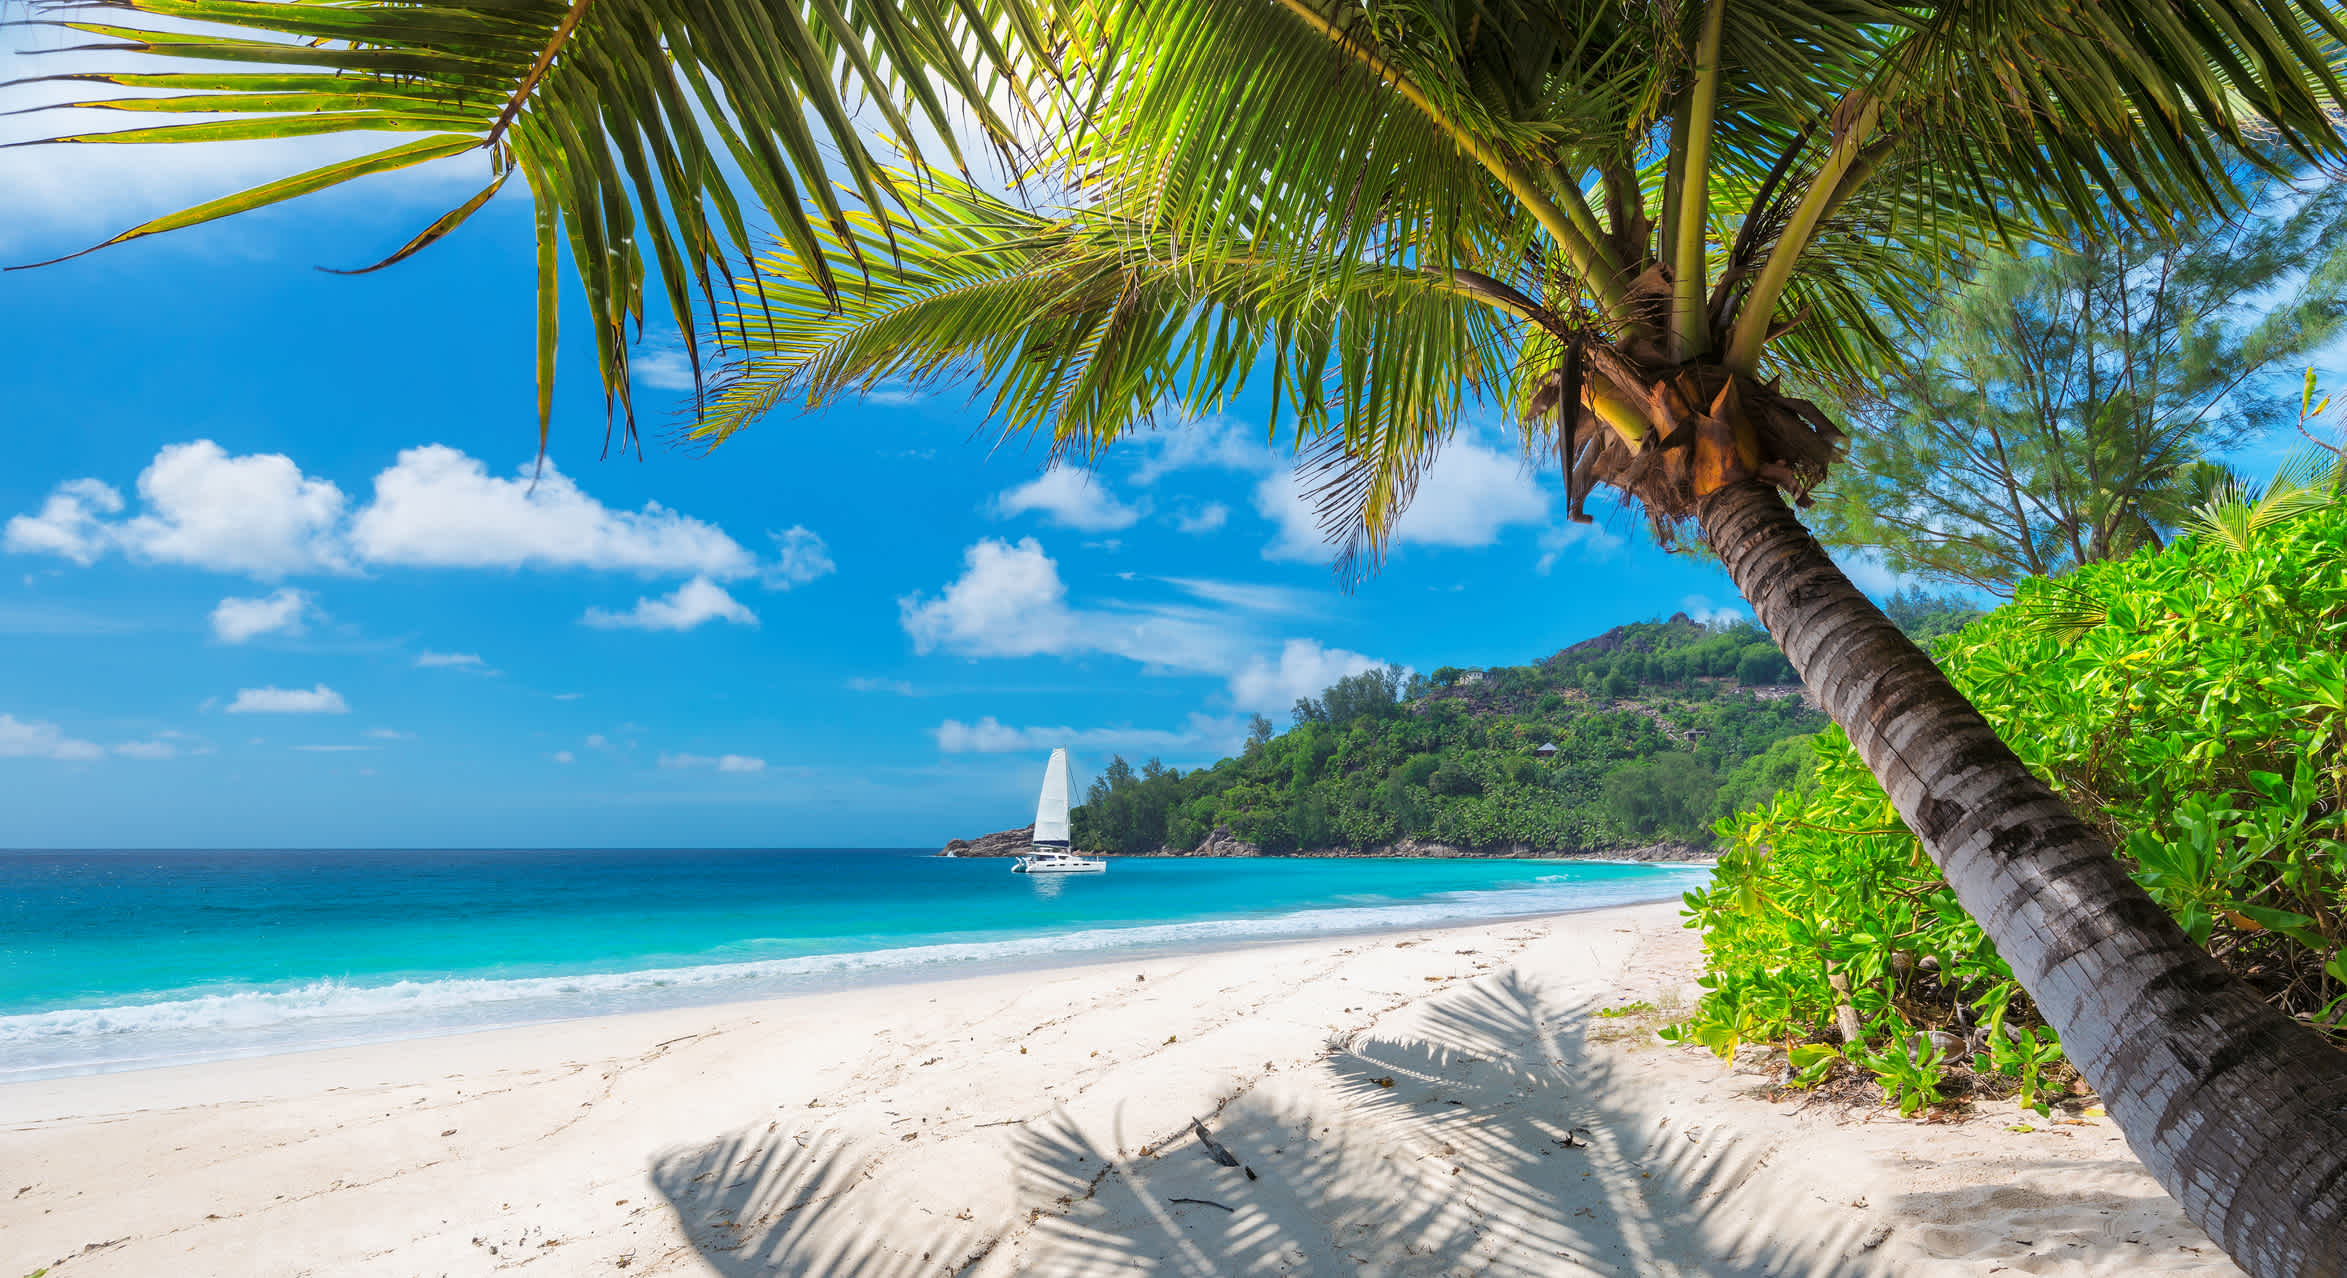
[1067,612,1843,855]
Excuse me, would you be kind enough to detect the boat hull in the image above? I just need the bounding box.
[1012,854,1106,874]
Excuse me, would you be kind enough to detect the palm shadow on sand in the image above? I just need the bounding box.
[649,967,2199,1275]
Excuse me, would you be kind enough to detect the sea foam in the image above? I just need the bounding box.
[0,868,1704,1079]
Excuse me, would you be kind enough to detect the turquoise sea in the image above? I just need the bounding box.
[0,848,1706,1081]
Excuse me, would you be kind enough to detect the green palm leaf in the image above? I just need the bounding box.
[6,0,1051,445]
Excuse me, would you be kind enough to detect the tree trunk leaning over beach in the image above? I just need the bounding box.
[1699,477,2347,1276]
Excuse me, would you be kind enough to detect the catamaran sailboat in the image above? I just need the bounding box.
[1013,748,1105,874]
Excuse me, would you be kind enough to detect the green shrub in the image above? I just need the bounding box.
[1735,643,1795,685]
[1671,497,2347,1110]
[1602,752,1717,837]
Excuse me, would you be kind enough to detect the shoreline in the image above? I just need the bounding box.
[942,826,1716,862]
[3,865,1712,1084]
[1,903,1623,1119]
[3,902,2237,1277]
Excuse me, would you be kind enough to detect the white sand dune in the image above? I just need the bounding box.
[2,902,2237,1276]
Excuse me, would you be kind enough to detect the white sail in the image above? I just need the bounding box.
[1033,747,1072,847]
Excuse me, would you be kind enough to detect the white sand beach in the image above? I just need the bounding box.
[3,901,2237,1276]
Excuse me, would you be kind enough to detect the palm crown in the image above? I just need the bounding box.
[688,0,2347,562]
[17,0,2346,547]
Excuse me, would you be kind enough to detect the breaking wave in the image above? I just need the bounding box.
[1,866,1705,1079]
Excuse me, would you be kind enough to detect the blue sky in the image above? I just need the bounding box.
[0,40,2009,848]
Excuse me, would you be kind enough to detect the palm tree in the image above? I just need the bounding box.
[14,0,2347,1269]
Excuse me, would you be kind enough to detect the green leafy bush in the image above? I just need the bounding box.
[1671,496,2347,1111]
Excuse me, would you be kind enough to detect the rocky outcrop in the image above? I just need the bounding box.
[937,826,1037,858]
[1276,838,1712,862]
[1138,826,1264,857]
[1545,611,1705,665]
[939,824,1711,862]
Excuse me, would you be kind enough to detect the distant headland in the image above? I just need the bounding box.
[945,611,1830,861]
[937,823,1713,861]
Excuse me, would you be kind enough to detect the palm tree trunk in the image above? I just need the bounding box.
[1695,478,2347,1278]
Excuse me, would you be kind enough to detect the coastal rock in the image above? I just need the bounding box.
[1193,826,1262,858]
[1278,838,1712,861]
[943,825,1712,861]
[938,826,1035,858]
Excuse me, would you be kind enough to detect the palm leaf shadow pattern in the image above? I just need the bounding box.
[999,972,1887,1275]
[649,1127,984,1276]
[647,967,2211,1274]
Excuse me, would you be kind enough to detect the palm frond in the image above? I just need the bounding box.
[691,166,1515,569]
[6,0,1049,445]
[2012,580,2111,642]
[2187,468,2339,554]
[22,0,2347,570]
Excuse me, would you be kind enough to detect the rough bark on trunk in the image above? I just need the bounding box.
[1695,478,2347,1278]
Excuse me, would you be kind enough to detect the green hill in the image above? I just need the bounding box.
[1066,612,1838,856]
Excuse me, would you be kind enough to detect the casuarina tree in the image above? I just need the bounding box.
[1812,187,2347,594]
[14,0,2347,1269]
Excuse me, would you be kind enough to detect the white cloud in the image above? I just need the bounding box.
[553,692,585,701]
[763,526,835,589]
[1160,577,1316,615]
[993,468,1149,532]
[1535,519,1626,574]
[902,539,1391,709]
[0,713,103,760]
[899,538,1241,674]
[1174,502,1230,535]
[5,446,819,615]
[124,442,350,577]
[1833,547,1915,597]
[660,752,768,773]
[293,744,370,753]
[6,445,348,577]
[415,650,485,669]
[1128,417,1278,485]
[934,713,1247,755]
[225,684,348,714]
[632,349,699,391]
[2,479,123,565]
[586,733,611,749]
[582,577,758,631]
[1680,594,1750,627]
[899,537,1076,659]
[364,727,411,740]
[112,739,178,760]
[350,446,755,578]
[1256,437,1550,562]
[210,587,313,643]
[1227,639,1387,713]
[1253,471,1339,562]
[553,750,576,764]
[847,677,917,695]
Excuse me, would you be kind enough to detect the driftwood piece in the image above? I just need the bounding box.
[1170,1197,1235,1212]
[1827,973,1865,1045]
[1189,1118,1241,1167]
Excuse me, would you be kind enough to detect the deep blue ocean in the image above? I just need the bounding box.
[0,848,1706,1080]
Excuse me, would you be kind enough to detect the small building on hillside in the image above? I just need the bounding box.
[1459,668,1488,685]
[1533,741,1559,759]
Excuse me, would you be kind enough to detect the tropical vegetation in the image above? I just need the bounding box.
[1067,615,1823,854]
[1812,191,2347,594]
[1676,473,2347,1119]
[22,0,2347,1263]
